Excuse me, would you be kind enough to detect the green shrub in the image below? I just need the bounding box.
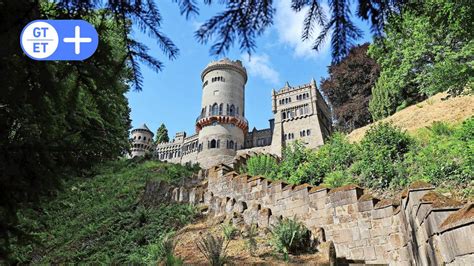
[196,233,229,266]
[243,154,278,179]
[428,121,453,136]
[353,123,413,189]
[244,224,258,257]
[406,118,473,186]
[145,232,182,265]
[313,133,357,182]
[278,141,318,184]
[271,217,311,259]
[221,221,237,240]
[323,170,357,188]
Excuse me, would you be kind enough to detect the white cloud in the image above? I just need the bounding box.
[241,54,280,85]
[273,0,330,59]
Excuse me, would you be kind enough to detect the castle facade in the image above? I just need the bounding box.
[130,58,332,168]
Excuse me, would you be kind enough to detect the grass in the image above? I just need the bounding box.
[11,159,198,264]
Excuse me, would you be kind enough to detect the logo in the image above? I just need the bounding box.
[20,20,98,61]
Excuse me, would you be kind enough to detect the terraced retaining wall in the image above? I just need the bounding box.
[192,164,474,265]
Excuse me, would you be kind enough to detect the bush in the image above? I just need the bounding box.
[242,154,278,179]
[406,118,473,187]
[145,232,182,265]
[323,170,357,188]
[313,133,357,183]
[271,217,311,259]
[221,221,237,240]
[353,123,413,189]
[278,141,318,184]
[196,233,229,266]
[244,224,258,256]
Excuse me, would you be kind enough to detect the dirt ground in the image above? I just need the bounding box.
[174,217,330,265]
[347,92,474,142]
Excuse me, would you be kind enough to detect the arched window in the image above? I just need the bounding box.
[133,136,136,140]
[229,104,235,116]
[229,140,234,149]
[212,103,219,115]
[217,140,220,148]
[210,139,217,148]
[307,129,311,136]
[143,137,146,141]
[219,103,223,115]
[138,136,141,140]
[226,104,230,115]
[282,112,286,119]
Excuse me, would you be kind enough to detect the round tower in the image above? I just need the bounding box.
[196,58,248,168]
[130,123,154,157]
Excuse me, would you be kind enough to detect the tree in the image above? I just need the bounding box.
[0,2,131,260]
[197,0,405,63]
[320,43,380,132]
[368,0,474,120]
[155,124,170,144]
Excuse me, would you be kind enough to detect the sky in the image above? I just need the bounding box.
[126,0,372,138]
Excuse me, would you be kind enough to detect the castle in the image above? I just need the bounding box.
[130,58,332,168]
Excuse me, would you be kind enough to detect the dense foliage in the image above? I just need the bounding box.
[320,44,380,132]
[155,123,170,144]
[10,160,198,264]
[271,218,311,260]
[0,2,133,259]
[352,123,413,189]
[241,119,473,196]
[368,0,474,120]
[241,154,279,179]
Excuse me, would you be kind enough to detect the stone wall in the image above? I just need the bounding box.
[175,164,472,265]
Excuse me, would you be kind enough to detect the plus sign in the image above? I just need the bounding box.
[63,26,92,55]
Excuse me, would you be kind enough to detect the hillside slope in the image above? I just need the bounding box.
[348,93,474,142]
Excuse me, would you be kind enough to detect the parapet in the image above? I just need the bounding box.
[201,58,247,82]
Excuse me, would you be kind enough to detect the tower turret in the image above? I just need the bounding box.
[196,58,248,168]
[130,123,154,157]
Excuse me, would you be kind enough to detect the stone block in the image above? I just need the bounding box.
[363,246,377,261]
[257,208,271,228]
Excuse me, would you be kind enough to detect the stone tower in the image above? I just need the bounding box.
[130,123,154,157]
[195,58,248,168]
[270,79,332,156]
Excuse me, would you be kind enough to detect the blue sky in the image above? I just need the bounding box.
[127,1,372,138]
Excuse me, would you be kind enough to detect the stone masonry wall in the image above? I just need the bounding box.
[185,164,473,265]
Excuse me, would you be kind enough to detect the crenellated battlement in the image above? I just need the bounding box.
[177,164,472,265]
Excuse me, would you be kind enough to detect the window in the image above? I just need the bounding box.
[226,104,230,115]
[203,80,208,88]
[133,136,136,140]
[229,104,235,116]
[214,90,220,96]
[138,136,141,140]
[143,136,146,141]
[210,139,217,148]
[284,134,287,140]
[228,140,234,149]
[282,112,286,119]
[212,103,219,115]
[307,129,311,136]
[219,103,223,115]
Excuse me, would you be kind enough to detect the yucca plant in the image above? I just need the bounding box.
[196,233,229,266]
[271,217,311,260]
[221,221,237,240]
